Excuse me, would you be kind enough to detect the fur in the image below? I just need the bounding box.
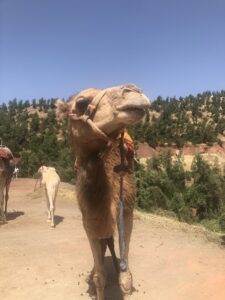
[76,141,135,239]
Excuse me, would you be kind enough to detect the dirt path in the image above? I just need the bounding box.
[1,179,225,300]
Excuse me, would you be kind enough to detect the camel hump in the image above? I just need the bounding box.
[0,145,13,160]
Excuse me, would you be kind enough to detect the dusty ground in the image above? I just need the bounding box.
[1,178,225,300]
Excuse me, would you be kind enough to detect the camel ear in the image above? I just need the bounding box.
[56,98,69,119]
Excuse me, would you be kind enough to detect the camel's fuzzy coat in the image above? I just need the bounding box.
[76,140,135,239]
[56,83,150,299]
[38,166,60,228]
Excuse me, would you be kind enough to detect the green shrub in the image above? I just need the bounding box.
[219,213,225,231]
[200,219,221,232]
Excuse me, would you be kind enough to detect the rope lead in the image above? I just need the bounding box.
[117,131,128,272]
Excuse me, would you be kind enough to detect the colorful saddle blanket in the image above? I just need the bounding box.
[0,146,13,160]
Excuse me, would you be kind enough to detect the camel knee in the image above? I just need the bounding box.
[49,202,55,212]
[93,270,106,291]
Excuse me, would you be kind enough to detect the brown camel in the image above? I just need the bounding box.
[0,146,14,222]
[57,84,150,299]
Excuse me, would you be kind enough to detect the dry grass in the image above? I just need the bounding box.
[134,210,223,245]
[28,181,76,202]
[58,182,76,201]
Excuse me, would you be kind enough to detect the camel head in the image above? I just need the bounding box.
[56,84,150,150]
[38,166,47,173]
[38,166,56,174]
[38,166,47,177]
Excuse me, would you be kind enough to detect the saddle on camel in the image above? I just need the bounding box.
[0,145,13,160]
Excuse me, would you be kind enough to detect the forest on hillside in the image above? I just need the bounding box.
[1,91,225,231]
[130,90,225,147]
[0,98,74,181]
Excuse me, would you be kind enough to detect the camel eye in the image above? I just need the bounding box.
[76,98,90,114]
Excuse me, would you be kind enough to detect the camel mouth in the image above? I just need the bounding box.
[117,102,150,112]
[117,104,149,115]
[123,106,145,112]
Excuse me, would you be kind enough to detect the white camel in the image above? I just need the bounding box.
[38,166,60,228]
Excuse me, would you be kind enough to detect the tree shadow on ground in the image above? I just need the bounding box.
[86,256,123,300]
[54,215,64,227]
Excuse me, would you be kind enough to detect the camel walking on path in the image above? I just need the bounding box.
[38,166,60,228]
[57,84,150,299]
[0,145,14,222]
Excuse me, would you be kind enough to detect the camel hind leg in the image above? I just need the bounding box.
[0,188,6,223]
[48,186,58,228]
[45,188,56,227]
[106,236,119,274]
[45,188,51,222]
[49,197,55,228]
[4,180,11,216]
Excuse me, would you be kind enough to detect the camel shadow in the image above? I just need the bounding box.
[6,211,25,221]
[0,211,24,226]
[54,215,64,227]
[86,256,123,300]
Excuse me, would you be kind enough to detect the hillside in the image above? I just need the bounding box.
[1,90,225,158]
[1,91,225,232]
[0,98,74,181]
[137,142,225,171]
[129,90,225,148]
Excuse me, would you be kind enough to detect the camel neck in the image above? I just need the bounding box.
[77,140,120,172]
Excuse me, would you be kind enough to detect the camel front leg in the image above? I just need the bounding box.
[0,189,6,222]
[45,189,53,225]
[45,189,55,228]
[88,237,106,300]
[119,212,133,299]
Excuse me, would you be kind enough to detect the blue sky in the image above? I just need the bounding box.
[0,0,225,103]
